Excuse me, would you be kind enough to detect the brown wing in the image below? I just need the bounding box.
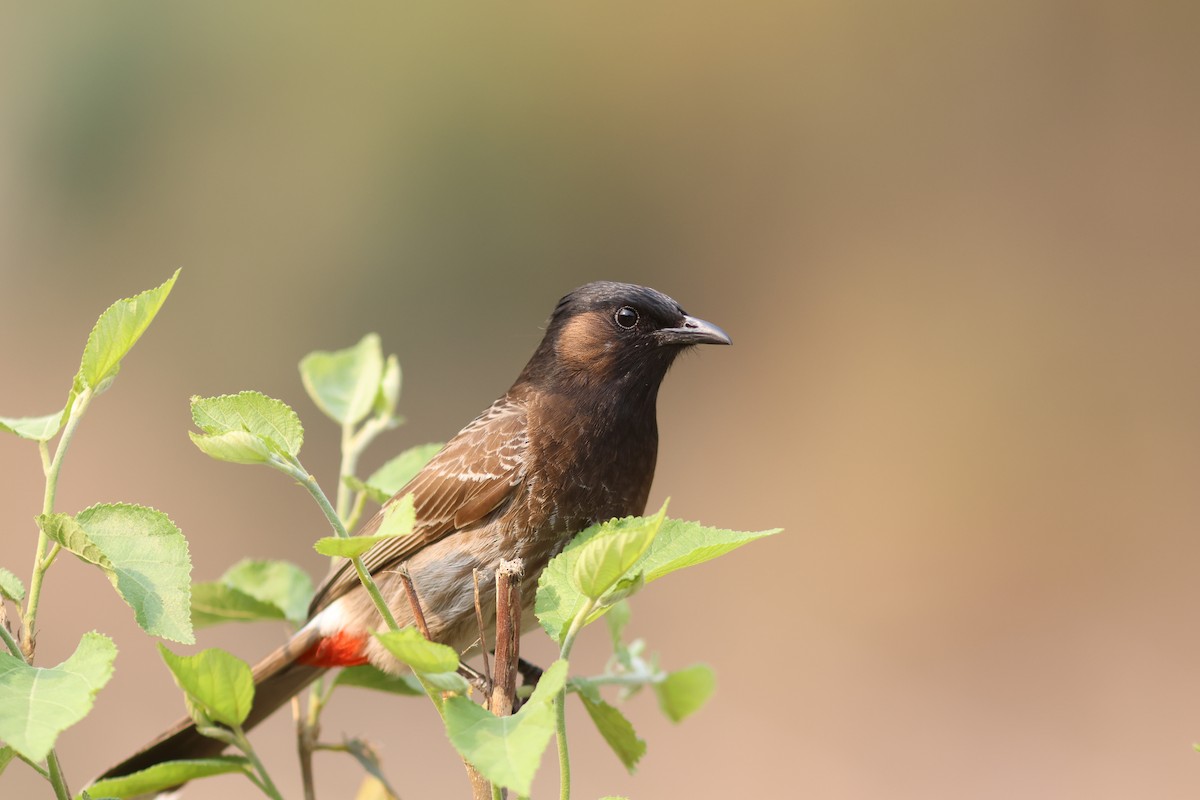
[308,397,529,615]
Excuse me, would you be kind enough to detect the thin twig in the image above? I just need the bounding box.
[489,559,524,718]
[294,694,318,800]
[0,606,21,659]
[396,564,430,639]
[16,751,51,779]
[472,568,492,702]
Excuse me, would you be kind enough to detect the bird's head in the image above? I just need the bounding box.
[517,281,730,398]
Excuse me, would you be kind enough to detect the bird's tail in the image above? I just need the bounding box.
[95,628,325,785]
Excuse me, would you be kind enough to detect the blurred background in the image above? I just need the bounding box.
[2,2,1198,798]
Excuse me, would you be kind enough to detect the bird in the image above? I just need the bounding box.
[97,280,730,783]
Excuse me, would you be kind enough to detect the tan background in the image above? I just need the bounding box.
[2,3,1198,798]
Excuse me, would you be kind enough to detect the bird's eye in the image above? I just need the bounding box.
[614,306,639,329]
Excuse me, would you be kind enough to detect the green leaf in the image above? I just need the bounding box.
[0,745,14,776]
[373,627,459,674]
[420,670,471,693]
[0,568,25,603]
[219,559,313,624]
[365,443,443,498]
[579,694,646,773]
[343,474,383,504]
[37,514,110,569]
[653,664,715,723]
[376,493,416,537]
[600,572,644,609]
[573,503,666,600]
[0,632,117,761]
[342,737,403,800]
[371,628,469,692]
[333,665,424,696]
[300,334,385,427]
[537,517,781,644]
[80,756,250,799]
[314,534,391,559]
[444,660,568,795]
[40,504,194,643]
[373,354,402,419]
[77,269,179,392]
[190,582,286,628]
[188,429,274,465]
[158,646,254,728]
[190,391,304,458]
[604,599,631,652]
[635,520,783,584]
[0,409,65,442]
[315,494,416,558]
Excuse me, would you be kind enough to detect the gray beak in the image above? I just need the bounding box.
[657,314,732,346]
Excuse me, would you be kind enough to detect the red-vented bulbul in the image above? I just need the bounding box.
[99,280,730,782]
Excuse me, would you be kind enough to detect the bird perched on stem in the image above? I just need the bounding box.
[99,280,730,780]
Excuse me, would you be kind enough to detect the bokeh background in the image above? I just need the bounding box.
[2,3,1198,798]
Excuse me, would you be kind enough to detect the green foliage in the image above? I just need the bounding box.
[0,410,66,442]
[341,738,402,800]
[444,660,568,795]
[654,665,716,723]
[333,665,424,697]
[189,391,304,463]
[192,559,314,628]
[300,334,387,427]
[0,272,184,800]
[0,632,117,761]
[76,269,179,394]
[312,535,390,560]
[158,646,254,728]
[190,583,286,628]
[372,628,467,694]
[79,757,251,800]
[314,494,415,557]
[38,504,193,644]
[363,443,443,499]
[219,559,314,624]
[578,692,645,773]
[573,502,666,601]
[0,568,25,603]
[375,354,402,419]
[604,598,632,650]
[374,627,458,673]
[537,514,782,644]
[4,271,778,800]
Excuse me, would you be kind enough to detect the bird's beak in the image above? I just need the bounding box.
[657,315,732,346]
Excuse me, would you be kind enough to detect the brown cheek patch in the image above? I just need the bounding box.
[555,311,615,373]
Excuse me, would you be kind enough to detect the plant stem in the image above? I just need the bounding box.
[335,423,357,524]
[46,750,71,800]
[0,618,22,658]
[16,751,51,779]
[23,389,92,660]
[0,624,70,798]
[343,489,369,534]
[570,671,665,691]
[555,598,596,800]
[282,459,400,632]
[337,413,392,528]
[296,689,319,800]
[234,725,285,800]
